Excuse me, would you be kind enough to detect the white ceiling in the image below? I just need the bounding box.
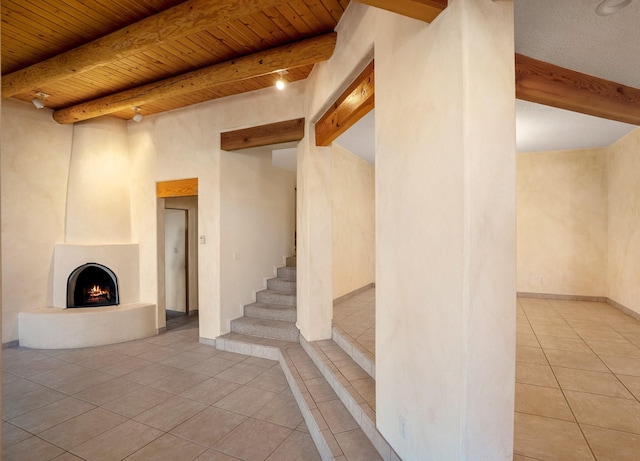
[335,110,375,163]
[514,0,640,89]
[333,0,640,162]
[514,0,640,153]
[516,100,637,153]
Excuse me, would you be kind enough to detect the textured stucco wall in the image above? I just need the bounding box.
[332,143,375,300]
[608,128,640,314]
[517,148,608,297]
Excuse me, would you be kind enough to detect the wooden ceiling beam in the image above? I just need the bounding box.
[315,61,374,147]
[52,33,337,124]
[1,0,286,99]
[355,0,447,23]
[221,118,305,151]
[516,53,640,126]
[157,178,199,198]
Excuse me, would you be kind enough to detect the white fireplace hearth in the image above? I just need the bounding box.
[18,243,156,349]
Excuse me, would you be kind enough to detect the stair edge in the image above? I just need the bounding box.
[332,326,375,380]
[301,336,399,461]
[213,336,349,461]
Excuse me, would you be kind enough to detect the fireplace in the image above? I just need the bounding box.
[67,263,119,308]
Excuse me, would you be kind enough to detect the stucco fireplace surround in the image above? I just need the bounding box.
[18,243,156,349]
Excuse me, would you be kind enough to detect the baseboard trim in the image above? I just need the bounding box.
[517,292,607,303]
[607,298,640,322]
[2,340,19,349]
[518,292,640,322]
[333,283,375,305]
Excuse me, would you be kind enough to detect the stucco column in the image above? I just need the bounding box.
[295,132,333,341]
[375,0,516,459]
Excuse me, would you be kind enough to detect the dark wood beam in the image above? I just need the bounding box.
[516,53,640,126]
[221,118,305,151]
[315,61,374,147]
[2,0,285,99]
[52,33,337,124]
[355,0,447,23]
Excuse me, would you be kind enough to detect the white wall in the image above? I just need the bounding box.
[332,143,375,299]
[296,1,377,342]
[65,117,131,244]
[1,100,73,342]
[128,84,305,340]
[220,148,296,331]
[608,128,640,314]
[517,148,608,297]
[297,1,516,459]
[165,209,187,312]
[374,1,516,459]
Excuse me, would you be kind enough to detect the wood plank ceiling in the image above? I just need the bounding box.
[1,0,350,123]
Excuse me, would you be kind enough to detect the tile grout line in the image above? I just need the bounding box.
[300,336,399,461]
[4,329,309,460]
[216,337,335,461]
[519,298,640,460]
[523,299,600,460]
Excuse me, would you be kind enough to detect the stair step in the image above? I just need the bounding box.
[277,266,296,281]
[256,289,296,306]
[266,277,296,292]
[286,255,297,267]
[302,337,394,460]
[244,302,297,322]
[230,317,299,342]
[215,334,383,460]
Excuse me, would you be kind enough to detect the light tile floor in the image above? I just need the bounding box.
[2,317,320,461]
[217,332,383,460]
[334,289,640,461]
[515,296,640,461]
[332,289,376,363]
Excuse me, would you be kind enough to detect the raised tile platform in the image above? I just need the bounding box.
[18,302,156,349]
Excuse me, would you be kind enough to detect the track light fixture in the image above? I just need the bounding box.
[275,70,288,91]
[32,91,49,109]
[132,107,143,123]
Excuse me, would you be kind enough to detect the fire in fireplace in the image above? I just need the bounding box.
[67,263,119,308]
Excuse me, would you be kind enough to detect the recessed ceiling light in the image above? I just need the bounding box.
[596,0,632,16]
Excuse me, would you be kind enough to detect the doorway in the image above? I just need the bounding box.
[165,208,188,317]
[156,178,199,333]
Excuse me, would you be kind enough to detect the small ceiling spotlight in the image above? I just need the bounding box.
[32,91,49,109]
[132,107,143,123]
[596,0,632,16]
[275,70,288,91]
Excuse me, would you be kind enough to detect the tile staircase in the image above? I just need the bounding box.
[229,257,299,342]
[221,259,396,459]
[217,315,398,459]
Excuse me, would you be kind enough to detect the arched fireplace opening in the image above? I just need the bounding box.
[67,263,119,308]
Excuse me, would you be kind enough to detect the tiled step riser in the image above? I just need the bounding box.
[215,335,380,461]
[277,266,296,281]
[256,290,296,306]
[230,318,299,342]
[301,337,399,461]
[267,278,297,292]
[332,328,375,379]
[244,303,297,322]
